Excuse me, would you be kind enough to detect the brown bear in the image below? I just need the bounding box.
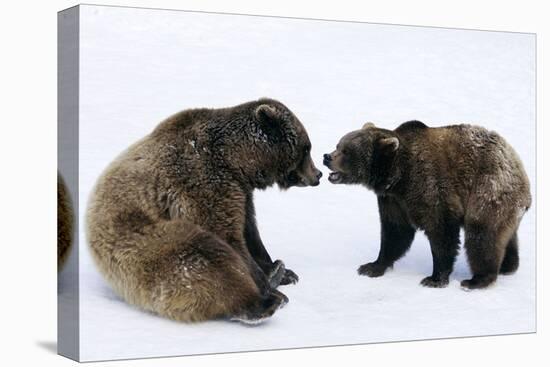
[323,121,531,289]
[86,98,322,324]
[58,172,73,272]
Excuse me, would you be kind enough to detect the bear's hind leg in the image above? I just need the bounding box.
[461,221,513,290]
[145,228,287,324]
[499,231,519,275]
[231,289,289,325]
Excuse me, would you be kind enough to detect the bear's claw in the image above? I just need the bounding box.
[420,276,449,288]
[280,269,299,285]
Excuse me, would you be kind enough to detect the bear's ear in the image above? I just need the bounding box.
[362,122,375,129]
[377,136,399,152]
[254,104,284,141]
[255,104,279,122]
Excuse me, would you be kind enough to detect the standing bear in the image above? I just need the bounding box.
[324,121,531,289]
[87,98,322,324]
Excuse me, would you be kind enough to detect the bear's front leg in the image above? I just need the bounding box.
[421,221,461,288]
[244,192,299,286]
[359,196,416,278]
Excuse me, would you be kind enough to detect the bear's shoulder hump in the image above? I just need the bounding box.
[395,120,429,133]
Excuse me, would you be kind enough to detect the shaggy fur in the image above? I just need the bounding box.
[324,121,531,289]
[58,172,73,271]
[86,98,321,323]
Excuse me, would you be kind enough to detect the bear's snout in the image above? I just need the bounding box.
[323,154,332,168]
[309,169,322,186]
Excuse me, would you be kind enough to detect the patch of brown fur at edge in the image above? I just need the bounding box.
[58,172,73,271]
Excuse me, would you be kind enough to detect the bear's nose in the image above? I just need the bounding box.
[323,154,331,162]
[316,170,323,179]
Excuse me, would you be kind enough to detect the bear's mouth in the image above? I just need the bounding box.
[328,171,343,184]
[281,170,307,188]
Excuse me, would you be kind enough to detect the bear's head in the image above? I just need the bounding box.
[323,122,400,191]
[223,99,322,190]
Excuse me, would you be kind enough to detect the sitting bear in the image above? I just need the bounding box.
[323,121,531,289]
[86,98,322,324]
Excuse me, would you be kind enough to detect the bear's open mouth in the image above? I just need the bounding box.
[328,171,343,184]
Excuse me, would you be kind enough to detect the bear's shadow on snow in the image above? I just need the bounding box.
[98,282,124,302]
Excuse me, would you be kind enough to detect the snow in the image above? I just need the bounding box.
[59,4,535,362]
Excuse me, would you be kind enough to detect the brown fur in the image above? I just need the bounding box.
[58,172,73,271]
[86,98,321,323]
[324,120,531,289]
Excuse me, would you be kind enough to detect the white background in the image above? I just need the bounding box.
[1,0,549,366]
[72,4,537,361]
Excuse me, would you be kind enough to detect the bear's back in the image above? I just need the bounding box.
[402,123,530,208]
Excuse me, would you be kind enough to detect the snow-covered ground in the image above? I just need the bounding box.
[59,5,536,362]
